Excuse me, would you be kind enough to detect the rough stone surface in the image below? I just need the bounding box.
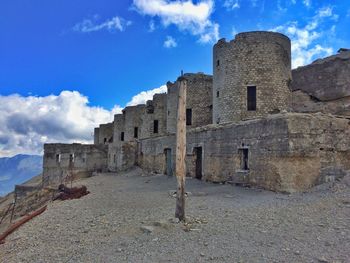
[42,143,108,187]
[140,113,350,193]
[141,93,167,139]
[96,122,114,145]
[167,73,213,133]
[291,50,350,101]
[123,105,145,142]
[213,31,292,124]
[290,90,350,117]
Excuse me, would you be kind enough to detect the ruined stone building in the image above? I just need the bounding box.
[42,31,350,193]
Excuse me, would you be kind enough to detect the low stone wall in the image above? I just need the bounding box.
[42,144,108,187]
[139,113,350,193]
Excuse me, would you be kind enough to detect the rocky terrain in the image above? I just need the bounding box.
[0,169,349,263]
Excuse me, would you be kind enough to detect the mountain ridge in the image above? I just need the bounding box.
[0,154,43,197]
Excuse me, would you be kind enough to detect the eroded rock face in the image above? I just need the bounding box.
[291,50,350,102]
[290,90,350,117]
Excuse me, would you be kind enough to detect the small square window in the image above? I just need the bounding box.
[216,90,220,98]
[217,60,220,67]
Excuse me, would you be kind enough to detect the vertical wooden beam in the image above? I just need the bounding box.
[175,77,187,221]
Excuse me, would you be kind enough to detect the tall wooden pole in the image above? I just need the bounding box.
[175,77,187,221]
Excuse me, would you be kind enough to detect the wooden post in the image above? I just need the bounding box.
[175,77,187,221]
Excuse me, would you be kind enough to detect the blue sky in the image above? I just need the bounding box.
[0,0,349,156]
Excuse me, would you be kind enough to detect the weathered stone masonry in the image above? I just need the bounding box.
[42,31,350,193]
[43,144,108,187]
[213,31,292,124]
[140,113,350,193]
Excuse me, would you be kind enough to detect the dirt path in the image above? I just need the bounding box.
[0,169,349,263]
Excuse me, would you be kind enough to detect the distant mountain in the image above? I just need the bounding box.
[0,154,43,197]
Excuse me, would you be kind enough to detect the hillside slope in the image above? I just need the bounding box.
[0,155,42,196]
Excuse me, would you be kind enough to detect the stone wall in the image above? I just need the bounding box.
[166,73,213,133]
[113,114,126,145]
[291,50,350,117]
[96,122,114,144]
[42,143,108,187]
[139,113,350,193]
[107,142,137,172]
[123,105,145,141]
[94,128,100,144]
[141,93,167,139]
[213,31,292,124]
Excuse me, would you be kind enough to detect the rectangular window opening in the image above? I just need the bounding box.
[134,127,138,138]
[216,90,220,98]
[153,120,159,134]
[56,154,61,163]
[247,86,256,111]
[120,132,124,141]
[186,108,192,126]
[240,148,249,170]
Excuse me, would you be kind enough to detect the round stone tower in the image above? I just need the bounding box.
[213,31,292,124]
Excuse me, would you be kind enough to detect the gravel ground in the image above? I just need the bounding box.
[0,169,349,263]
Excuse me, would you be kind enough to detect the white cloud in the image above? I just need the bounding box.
[133,0,219,44]
[149,20,156,32]
[199,23,219,44]
[0,91,121,157]
[303,0,311,8]
[223,0,240,10]
[317,6,332,17]
[126,85,167,106]
[0,85,168,157]
[0,175,11,182]
[164,36,178,48]
[271,6,336,68]
[316,6,338,21]
[73,15,132,33]
[277,0,287,12]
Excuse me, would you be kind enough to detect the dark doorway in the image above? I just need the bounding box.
[134,127,138,138]
[194,147,203,180]
[164,148,173,176]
